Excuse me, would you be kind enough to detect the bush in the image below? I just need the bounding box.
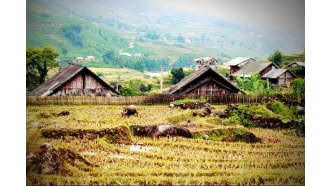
[172,98,207,104]
[292,78,305,96]
[270,101,287,115]
[119,87,140,96]
[269,101,298,120]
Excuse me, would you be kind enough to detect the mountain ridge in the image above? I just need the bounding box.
[26,0,304,65]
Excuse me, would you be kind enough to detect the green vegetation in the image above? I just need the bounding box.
[27,0,304,68]
[235,72,275,94]
[172,98,208,104]
[26,46,60,91]
[292,78,305,96]
[228,101,303,127]
[61,24,83,47]
[119,87,139,96]
[268,49,283,67]
[170,67,185,84]
[268,49,305,68]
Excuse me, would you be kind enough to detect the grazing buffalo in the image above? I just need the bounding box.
[212,109,228,118]
[297,106,305,116]
[192,107,212,117]
[146,124,193,139]
[121,105,138,117]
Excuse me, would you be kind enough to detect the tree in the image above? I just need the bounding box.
[177,34,185,43]
[173,54,195,68]
[119,87,139,96]
[61,24,83,47]
[268,49,283,67]
[140,83,153,92]
[102,50,116,64]
[170,67,185,84]
[292,78,305,96]
[26,46,60,91]
[235,72,274,94]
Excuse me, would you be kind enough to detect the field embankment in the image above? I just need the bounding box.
[26,104,304,185]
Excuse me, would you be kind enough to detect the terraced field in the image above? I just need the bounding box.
[26,105,304,185]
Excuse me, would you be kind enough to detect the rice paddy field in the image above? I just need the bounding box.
[26,104,305,185]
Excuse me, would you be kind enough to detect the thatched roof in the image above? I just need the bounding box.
[27,63,119,96]
[163,65,243,94]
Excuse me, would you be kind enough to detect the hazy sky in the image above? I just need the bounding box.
[148,0,305,37]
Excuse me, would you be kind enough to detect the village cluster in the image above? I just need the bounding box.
[27,56,304,97]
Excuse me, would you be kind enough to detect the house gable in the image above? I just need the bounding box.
[28,63,119,96]
[163,66,243,95]
[225,57,256,74]
[231,61,277,78]
[262,69,297,87]
[194,57,218,69]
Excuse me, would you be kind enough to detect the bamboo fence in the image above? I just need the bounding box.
[26,94,304,106]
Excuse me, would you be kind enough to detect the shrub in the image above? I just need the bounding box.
[268,101,300,120]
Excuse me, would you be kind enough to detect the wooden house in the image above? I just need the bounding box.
[27,63,120,97]
[225,57,256,75]
[194,57,218,70]
[286,61,305,78]
[226,58,298,87]
[163,65,244,95]
[230,60,277,78]
[262,69,297,87]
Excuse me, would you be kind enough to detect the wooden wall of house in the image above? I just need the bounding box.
[52,88,113,96]
[53,72,117,96]
[187,82,232,95]
[62,74,83,89]
[62,73,104,89]
[84,74,104,89]
[278,71,295,87]
[230,66,240,74]
[260,64,275,77]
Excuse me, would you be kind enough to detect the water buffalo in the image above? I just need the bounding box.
[297,106,305,116]
[121,105,138,117]
[297,106,305,114]
[192,107,212,117]
[212,109,228,118]
[146,124,193,139]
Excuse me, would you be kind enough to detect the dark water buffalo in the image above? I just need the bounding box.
[192,107,212,117]
[211,109,228,118]
[146,124,193,139]
[121,105,138,117]
[297,106,305,116]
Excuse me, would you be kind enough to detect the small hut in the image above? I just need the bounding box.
[27,63,120,97]
[163,65,244,95]
[262,69,298,87]
[194,57,218,70]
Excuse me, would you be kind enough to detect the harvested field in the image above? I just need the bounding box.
[26,104,304,185]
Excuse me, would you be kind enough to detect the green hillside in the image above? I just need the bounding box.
[27,7,127,59]
[26,0,305,67]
